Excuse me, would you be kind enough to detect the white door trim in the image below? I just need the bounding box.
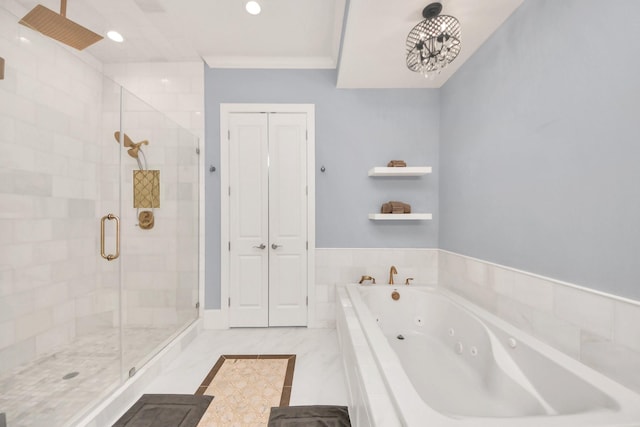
[220,104,316,328]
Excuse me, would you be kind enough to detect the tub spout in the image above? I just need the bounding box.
[388,265,398,285]
[359,275,376,285]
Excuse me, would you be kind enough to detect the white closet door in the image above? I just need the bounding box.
[268,113,308,326]
[229,113,269,327]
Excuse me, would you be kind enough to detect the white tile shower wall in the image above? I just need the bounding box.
[314,249,438,328]
[439,250,640,393]
[115,108,199,330]
[0,2,108,374]
[103,62,204,141]
[103,62,203,322]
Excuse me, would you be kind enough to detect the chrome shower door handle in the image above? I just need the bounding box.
[271,243,281,250]
[253,243,266,250]
[100,213,120,261]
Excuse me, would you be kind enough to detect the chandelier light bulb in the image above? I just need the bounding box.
[405,2,461,80]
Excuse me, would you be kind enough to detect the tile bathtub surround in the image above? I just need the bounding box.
[439,250,640,393]
[314,248,438,328]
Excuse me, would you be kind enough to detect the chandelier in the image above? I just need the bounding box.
[406,2,461,79]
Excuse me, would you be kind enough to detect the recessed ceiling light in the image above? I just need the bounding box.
[245,1,261,15]
[107,31,124,43]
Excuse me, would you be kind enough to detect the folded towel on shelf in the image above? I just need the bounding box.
[389,201,402,213]
[387,160,407,167]
[381,201,412,214]
[390,201,411,214]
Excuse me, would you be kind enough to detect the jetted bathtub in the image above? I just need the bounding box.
[336,284,640,426]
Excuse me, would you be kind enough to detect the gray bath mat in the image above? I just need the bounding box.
[268,405,351,426]
[112,394,213,427]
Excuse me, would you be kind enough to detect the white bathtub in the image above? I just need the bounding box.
[336,284,640,427]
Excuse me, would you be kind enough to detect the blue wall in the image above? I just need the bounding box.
[440,0,640,299]
[204,68,439,308]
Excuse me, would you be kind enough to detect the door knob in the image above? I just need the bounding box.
[271,243,281,249]
[253,243,266,249]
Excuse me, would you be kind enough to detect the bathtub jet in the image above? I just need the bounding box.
[337,284,640,426]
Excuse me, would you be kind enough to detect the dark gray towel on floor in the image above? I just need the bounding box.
[112,394,213,427]
[268,405,351,427]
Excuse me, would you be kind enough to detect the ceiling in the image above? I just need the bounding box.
[10,0,523,88]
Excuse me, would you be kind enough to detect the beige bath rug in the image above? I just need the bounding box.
[195,354,296,427]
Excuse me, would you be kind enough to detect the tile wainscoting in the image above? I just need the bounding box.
[317,248,640,393]
[439,250,640,394]
[314,248,439,328]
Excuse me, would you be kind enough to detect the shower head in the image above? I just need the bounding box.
[19,0,103,50]
[114,131,149,159]
[127,141,149,159]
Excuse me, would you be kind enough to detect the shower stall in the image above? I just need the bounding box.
[0,5,200,426]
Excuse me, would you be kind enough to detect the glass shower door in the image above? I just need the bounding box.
[118,88,199,378]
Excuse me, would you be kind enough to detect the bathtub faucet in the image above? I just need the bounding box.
[388,265,398,285]
[358,275,376,285]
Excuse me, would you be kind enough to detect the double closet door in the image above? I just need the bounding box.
[228,112,308,327]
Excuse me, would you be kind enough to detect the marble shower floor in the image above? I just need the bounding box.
[122,328,349,423]
[0,326,190,427]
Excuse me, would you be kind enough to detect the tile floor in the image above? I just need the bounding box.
[119,328,349,424]
[0,326,191,427]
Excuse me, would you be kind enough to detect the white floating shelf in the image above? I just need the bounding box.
[368,167,432,177]
[369,213,433,221]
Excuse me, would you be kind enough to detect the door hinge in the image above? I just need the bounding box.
[306,296,308,306]
[195,302,200,309]
[305,130,308,141]
[306,241,308,250]
[228,241,231,251]
[305,186,308,196]
[228,130,230,140]
[228,297,231,307]
[228,186,231,196]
